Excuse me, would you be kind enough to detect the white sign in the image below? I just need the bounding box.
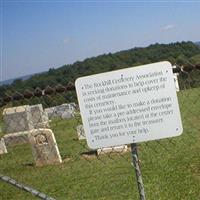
[75,61,183,149]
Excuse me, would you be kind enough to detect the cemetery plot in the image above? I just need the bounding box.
[0,87,200,200]
[0,59,200,199]
[0,104,62,166]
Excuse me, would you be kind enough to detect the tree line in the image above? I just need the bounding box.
[0,41,200,107]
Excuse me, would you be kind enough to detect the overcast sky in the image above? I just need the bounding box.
[1,1,200,81]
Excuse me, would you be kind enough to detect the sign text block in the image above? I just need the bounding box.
[75,61,183,149]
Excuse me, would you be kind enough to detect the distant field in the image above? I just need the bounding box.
[0,88,200,200]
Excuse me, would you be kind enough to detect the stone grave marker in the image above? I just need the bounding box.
[61,111,73,119]
[0,138,7,155]
[3,132,29,147]
[28,129,62,166]
[97,145,128,155]
[3,105,34,134]
[44,107,56,119]
[76,124,86,140]
[45,103,76,119]
[30,104,49,129]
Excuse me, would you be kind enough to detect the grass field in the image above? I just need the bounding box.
[0,88,200,200]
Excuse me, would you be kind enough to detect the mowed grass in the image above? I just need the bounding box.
[0,88,200,200]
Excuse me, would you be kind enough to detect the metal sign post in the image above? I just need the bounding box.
[75,61,183,199]
[131,143,146,200]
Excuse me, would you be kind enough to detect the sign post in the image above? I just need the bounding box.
[131,143,146,200]
[75,61,183,199]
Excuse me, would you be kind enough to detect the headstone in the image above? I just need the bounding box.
[3,132,29,147]
[43,110,49,122]
[30,104,49,129]
[0,138,7,155]
[3,105,34,133]
[28,129,62,166]
[57,103,75,119]
[45,103,76,119]
[45,106,62,119]
[69,102,76,109]
[61,111,73,119]
[97,145,128,155]
[57,103,70,111]
[45,107,56,119]
[172,66,180,92]
[76,124,86,140]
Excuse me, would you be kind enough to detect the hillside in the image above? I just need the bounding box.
[0,75,33,86]
[0,41,200,101]
[196,41,200,47]
[0,88,200,199]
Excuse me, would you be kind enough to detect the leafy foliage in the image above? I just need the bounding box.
[1,41,200,106]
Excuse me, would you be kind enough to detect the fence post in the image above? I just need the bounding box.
[130,143,146,200]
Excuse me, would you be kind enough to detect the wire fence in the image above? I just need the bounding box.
[0,64,200,200]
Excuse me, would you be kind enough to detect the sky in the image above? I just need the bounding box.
[1,1,200,81]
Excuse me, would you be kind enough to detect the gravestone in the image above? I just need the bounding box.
[76,124,86,140]
[43,110,49,122]
[172,65,180,91]
[0,138,7,155]
[45,103,76,119]
[3,132,29,147]
[97,145,128,155]
[61,111,74,119]
[45,107,56,119]
[69,102,77,109]
[3,105,34,133]
[28,129,62,166]
[30,104,49,129]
